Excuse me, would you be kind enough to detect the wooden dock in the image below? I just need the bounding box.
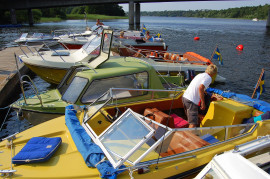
[0,46,29,107]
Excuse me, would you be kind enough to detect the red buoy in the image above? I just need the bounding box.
[236,44,244,51]
[194,37,200,41]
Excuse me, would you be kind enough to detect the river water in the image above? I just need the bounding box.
[0,16,270,138]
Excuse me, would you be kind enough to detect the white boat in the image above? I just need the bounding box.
[252,18,259,21]
[54,25,109,49]
[195,135,270,179]
[14,33,55,46]
[18,34,102,84]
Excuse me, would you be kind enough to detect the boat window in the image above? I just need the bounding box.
[82,35,101,54]
[102,33,111,54]
[58,67,85,95]
[81,72,149,103]
[62,77,88,103]
[96,109,155,168]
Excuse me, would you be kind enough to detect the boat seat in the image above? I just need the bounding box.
[144,108,174,128]
[158,131,210,157]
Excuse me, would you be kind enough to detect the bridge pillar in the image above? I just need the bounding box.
[135,3,140,30]
[10,9,17,25]
[129,0,134,30]
[267,8,270,28]
[28,9,34,26]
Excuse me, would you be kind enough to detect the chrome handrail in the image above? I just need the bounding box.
[20,75,43,106]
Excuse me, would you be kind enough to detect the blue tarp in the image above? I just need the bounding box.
[206,88,270,113]
[65,105,125,178]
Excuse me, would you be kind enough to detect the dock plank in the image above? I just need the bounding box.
[0,46,29,106]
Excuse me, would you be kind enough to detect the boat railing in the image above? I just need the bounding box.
[42,43,66,62]
[19,43,67,62]
[19,75,43,106]
[133,122,257,170]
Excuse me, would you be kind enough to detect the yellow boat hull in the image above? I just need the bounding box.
[24,63,68,84]
[1,96,270,178]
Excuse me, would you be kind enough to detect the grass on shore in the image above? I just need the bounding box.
[40,14,127,22]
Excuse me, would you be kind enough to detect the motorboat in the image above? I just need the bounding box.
[55,25,109,49]
[14,33,56,46]
[11,31,185,124]
[56,26,168,52]
[1,87,270,178]
[195,135,270,179]
[18,33,102,84]
[117,46,226,83]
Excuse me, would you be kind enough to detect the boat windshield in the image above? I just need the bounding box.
[82,35,101,54]
[32,33,43,38]
[62,76,88,103]
[80,71,149,104]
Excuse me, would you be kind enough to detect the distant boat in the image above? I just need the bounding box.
[252,18,259,21]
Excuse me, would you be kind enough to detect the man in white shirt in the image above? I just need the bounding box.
[182,64,218,128]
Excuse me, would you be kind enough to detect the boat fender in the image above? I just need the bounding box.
[236,44,244,51]
[164,52,170,60]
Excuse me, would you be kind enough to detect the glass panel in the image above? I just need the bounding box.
[62,77,88,103]
[81,72,149,103]
[159,124,256,157]
[99,110,154,165]
[102,33,111,54]
[82,36,101,54]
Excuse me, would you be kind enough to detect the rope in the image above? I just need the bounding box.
[128,167,135,179]
[0,106,12,132]
[94,156,106,168]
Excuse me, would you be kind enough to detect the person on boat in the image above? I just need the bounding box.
[182,64,218,128]
[143,31,152,41]
[119,31,125,38]
[96,19,104,26]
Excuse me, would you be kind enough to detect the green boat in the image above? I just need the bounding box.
[12,30,184,125]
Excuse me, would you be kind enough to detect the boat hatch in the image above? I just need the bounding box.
[88,29,113,69]
[82,89,175,169]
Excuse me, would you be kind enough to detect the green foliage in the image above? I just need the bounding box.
[85,4,125,16]
[41,8,67,19]
[32,9,42,22]
[141,4,270,19]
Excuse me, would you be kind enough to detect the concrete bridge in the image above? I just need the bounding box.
[1,0,269,29]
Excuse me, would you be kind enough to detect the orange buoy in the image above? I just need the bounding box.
[194,37,200,41]
[236,44,244,51]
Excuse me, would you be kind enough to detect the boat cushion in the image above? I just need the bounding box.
[242,111,270,124]
[170,113,189,128]
[200,134,219,144]
[12,137,62,164]
[51,51,70,56]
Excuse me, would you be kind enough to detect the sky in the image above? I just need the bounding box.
[120,0,270,12]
